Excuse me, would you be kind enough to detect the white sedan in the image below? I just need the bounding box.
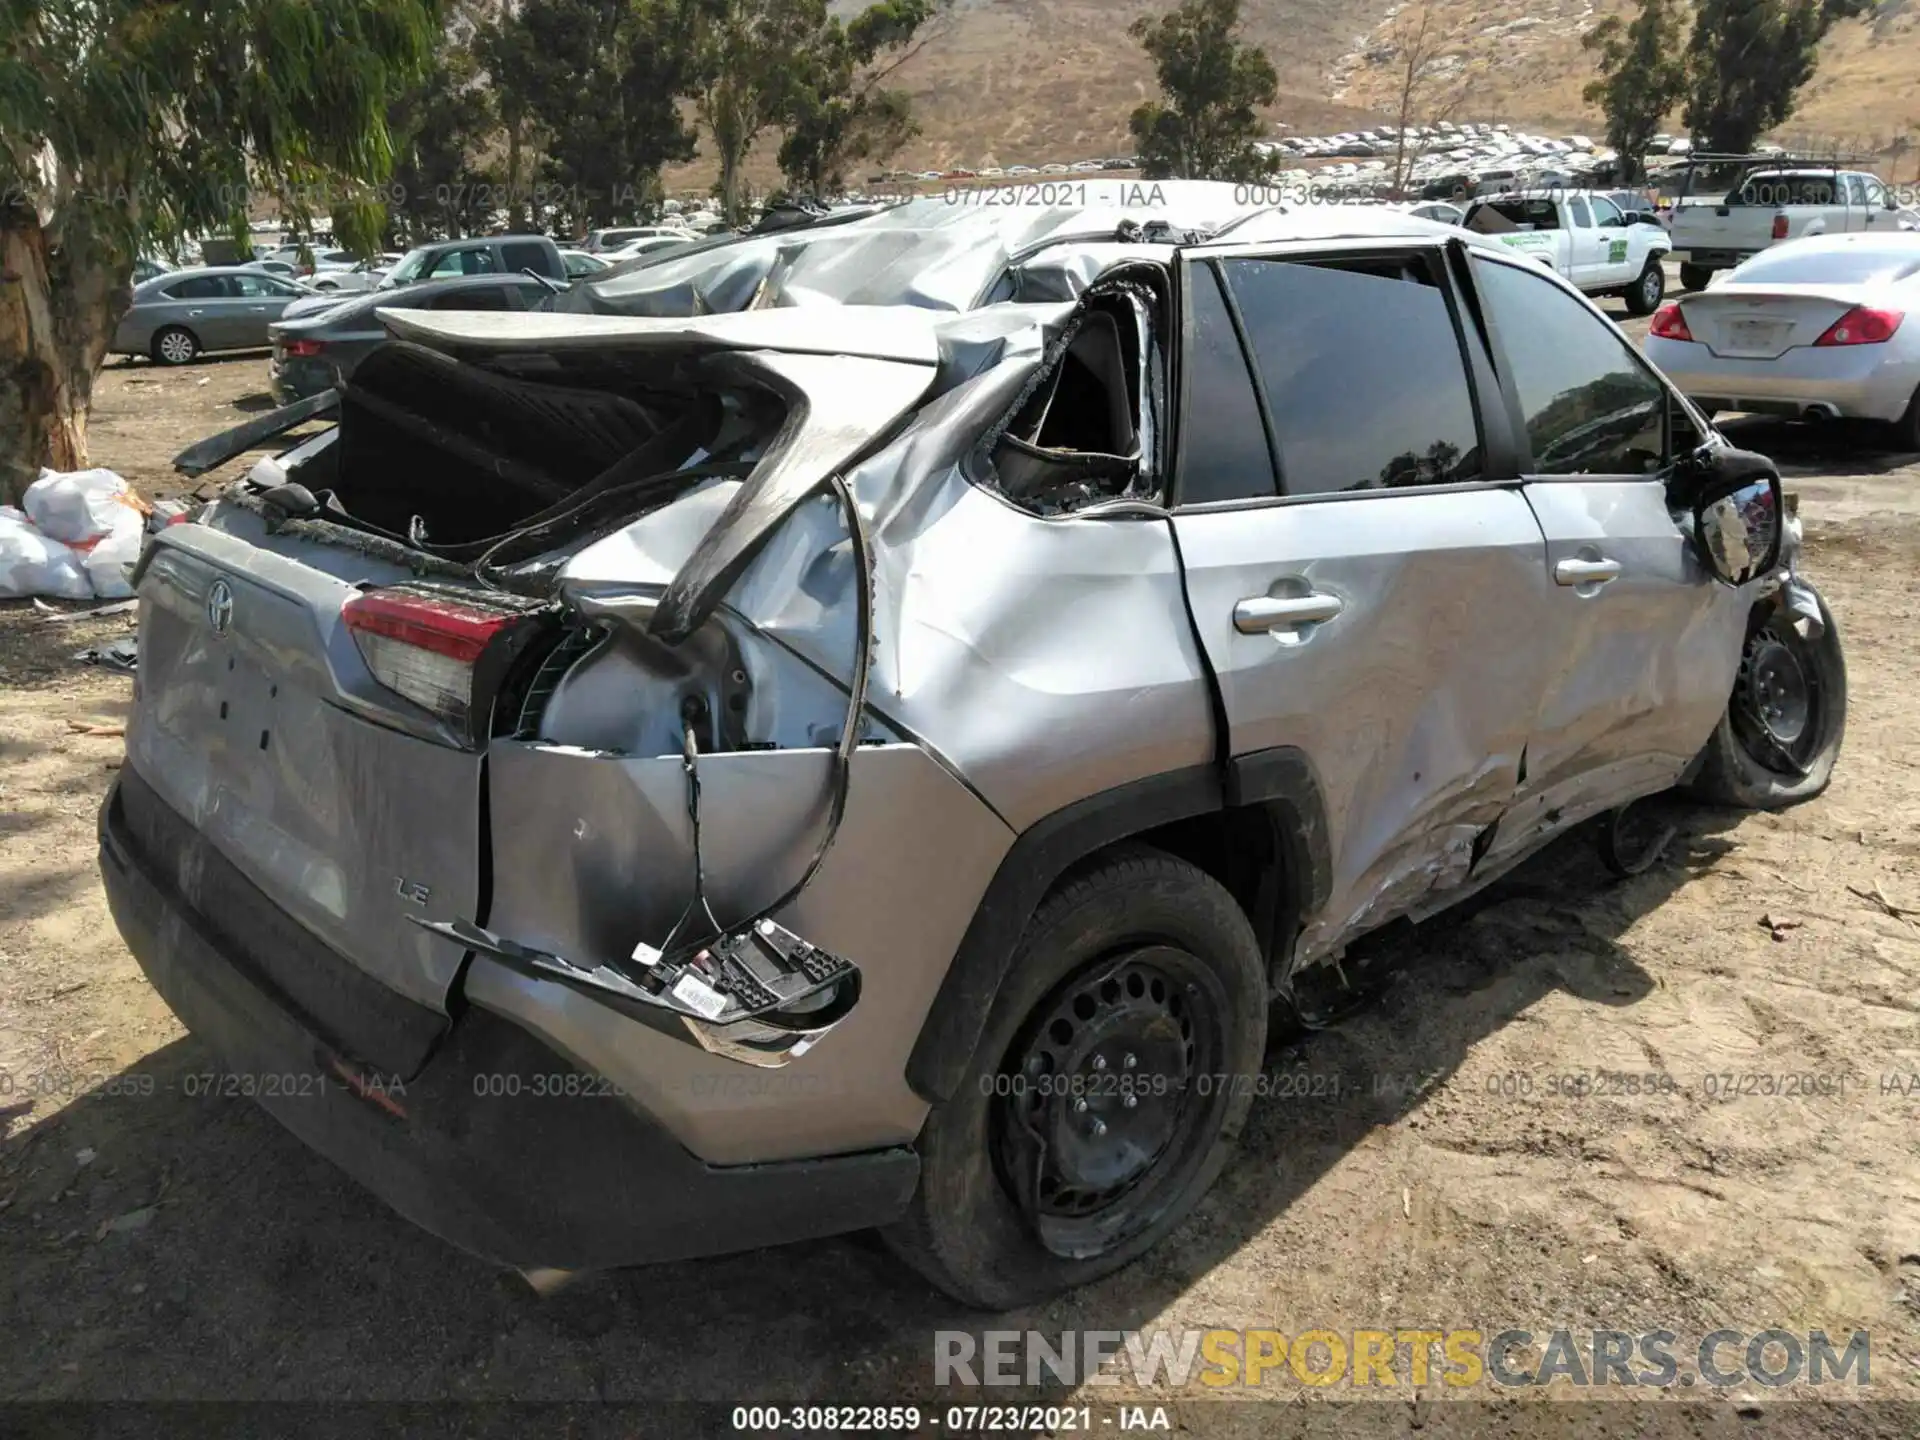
[1644,233,1920,449]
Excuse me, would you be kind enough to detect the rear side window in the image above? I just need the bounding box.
[501,241,559,277]
[426,248,494,278]
[165,274,229,299]
[1470,197,1560,232]
[1175,263,1276,504]
[1732,247,1920,286]
[1220,255,1482,495]
[1735,174,1836,206]
[1472,257,1666,475]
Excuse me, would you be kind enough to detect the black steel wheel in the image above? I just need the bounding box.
[1686,589,1846,809]
[883,845,1266,1308]
[990,945,1231,1259]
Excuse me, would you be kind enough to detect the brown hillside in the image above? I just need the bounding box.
[1333,0,1920,163]
[666,0,1920,195]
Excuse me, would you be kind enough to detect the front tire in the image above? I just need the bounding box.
[883,845,1267,1308]
[150,326,199,366]
[1686,591,1846,809]
[1679,262,1714,293]
[1625,257,1665,316]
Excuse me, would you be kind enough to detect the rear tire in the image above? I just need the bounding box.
[1624,257,1665,316]
[1892,385,1920,454]
[882,845,1267,1309]
[1679,263,1714,293]
[150,326,199,366]
[1685,592,1846,809]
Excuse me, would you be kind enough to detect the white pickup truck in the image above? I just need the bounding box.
[1462,189,1673,315]
[1669,168,1919,291]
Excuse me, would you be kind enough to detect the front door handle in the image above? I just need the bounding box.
[1234,592,1344,633]
[1555,557,1622,586]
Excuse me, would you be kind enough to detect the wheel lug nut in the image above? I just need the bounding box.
[1073,1098,1088,1114]
[1123,1053,1137,1069]
[1092,1055,1107,1071]
[1091,1118,1107,1136]
[1123,1094,1138,1109]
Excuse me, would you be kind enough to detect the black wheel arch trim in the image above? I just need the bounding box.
[905,748,1332,1105]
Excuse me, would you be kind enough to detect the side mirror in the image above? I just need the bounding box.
[1679,446,1783,585]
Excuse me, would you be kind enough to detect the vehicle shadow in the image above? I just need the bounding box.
[0,802,1753,1411]
[1718,415,1917,472]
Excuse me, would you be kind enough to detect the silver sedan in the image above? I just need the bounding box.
[111,266,313,365]
[1643,233,1920,449]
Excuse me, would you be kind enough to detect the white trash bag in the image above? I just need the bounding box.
[0,513,93,600]
[84,509,146,599]
[25,467,146,545]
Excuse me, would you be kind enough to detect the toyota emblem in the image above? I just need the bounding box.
[205,579,234,635]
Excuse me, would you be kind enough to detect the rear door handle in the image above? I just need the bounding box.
[1555,557,1622,586]
[1234,592,1344,633]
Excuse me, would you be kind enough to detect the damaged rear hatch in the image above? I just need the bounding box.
[128,304,943,1073]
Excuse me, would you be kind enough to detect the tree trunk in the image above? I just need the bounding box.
[0,214,129,504]
[506,115,527,233]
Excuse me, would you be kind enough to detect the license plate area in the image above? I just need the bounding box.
[1725,317,1790,355]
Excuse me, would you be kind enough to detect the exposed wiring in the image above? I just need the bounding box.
[658,721,725,958]
[656,468,874,960]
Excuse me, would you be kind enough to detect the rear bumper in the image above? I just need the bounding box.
[1644,337,1916,422]
[97,772,919,1271]
[1670,248,1753,270]
[268,355,338,405]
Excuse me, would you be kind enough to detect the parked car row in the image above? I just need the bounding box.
[111,235,569,365]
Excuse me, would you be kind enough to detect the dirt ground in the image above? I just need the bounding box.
[3,314,1920,1434]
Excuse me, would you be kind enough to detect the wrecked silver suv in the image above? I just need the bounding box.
[101,185,1845,1307]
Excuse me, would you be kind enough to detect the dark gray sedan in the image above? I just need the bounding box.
[267,275,556,404]
[111,266,313,365]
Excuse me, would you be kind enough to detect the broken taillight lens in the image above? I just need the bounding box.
[342,586,541,735]
[1649,303,1695,342]
[1812,306,1903,347]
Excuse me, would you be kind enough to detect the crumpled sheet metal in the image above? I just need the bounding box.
[556,296,1211,831]
[566,183,1296,320]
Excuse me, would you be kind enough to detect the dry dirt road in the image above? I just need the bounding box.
[2,319,1918,1436]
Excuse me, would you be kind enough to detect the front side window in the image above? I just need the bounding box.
[1590,196,1623,227]
[1568,197,1592,227]
[1219,254,1482,495]
[1472,256,1667,475]
[1844,175,1869,206]
[501,241,558,277]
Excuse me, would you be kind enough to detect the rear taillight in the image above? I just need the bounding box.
[280,337,325,358]
[342,586,546,737]
[1771,213,1790,240]
[1649,303,1695,341]
[1812,306,1903,347]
